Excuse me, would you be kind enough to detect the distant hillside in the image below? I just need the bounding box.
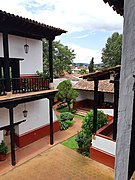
[72,63,103,67]
[72,63,88,66]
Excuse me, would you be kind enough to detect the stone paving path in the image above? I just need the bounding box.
[0,117,82,175]
[0,144,113,180]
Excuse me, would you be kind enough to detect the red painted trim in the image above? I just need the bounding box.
[95,120,116,141]
[90,146,115,169]
[96,120,113,135]
[15,121,60,148]
[20,74,39,78]
[75,99,94,109]
[96,134,115,142]
[107,115,113,122]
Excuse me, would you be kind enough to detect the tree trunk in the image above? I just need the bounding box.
[67,101,71,112]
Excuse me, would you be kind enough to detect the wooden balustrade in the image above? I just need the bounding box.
[0,77,50,95]
[0,78,6,95]
[12,77,50,94]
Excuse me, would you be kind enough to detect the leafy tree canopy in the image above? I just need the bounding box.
[56,80,79,111]
[78,69,88,75]
[88,57,95,73]
[101,32,122,67]
[38,40,76,78]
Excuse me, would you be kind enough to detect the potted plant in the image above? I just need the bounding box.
[0,140,8,161]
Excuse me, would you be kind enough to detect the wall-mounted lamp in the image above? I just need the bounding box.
[23,103,28,117]
[24,43,29,54]
[24,38,29,54]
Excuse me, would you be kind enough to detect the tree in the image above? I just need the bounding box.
[55,80,79,111]
[101,32,122,67]
[88,57,94,73]
[78,69,88,75]
[41,40,75,78]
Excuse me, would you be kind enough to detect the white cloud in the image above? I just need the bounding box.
[0,0,123,33]
[0,0,122,64]
[72,34,89,39]
[67,43,102,64]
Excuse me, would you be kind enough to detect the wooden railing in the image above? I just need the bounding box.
[12,77,50,94]
[0,78,6,95]
[0,77,50,95]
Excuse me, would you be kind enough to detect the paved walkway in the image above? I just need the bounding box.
[0,144,113,180]
[0,114,114,179]
[0,117,82,175]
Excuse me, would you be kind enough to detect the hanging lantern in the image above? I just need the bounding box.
[23,103,28,117]
[24,44,29,54]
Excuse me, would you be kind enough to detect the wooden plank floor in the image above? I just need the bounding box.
[0,89,57,101]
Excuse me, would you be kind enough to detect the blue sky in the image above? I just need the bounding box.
[0,0,123,64]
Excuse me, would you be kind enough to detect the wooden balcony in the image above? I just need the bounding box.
[0,77,50,95]
[12,77,50,93]
[0,77,57,104]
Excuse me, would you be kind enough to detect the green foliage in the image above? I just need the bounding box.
[0,141,8,154]
[60,112,74,121]
[60,121,69,130]
[58,112,75,130]
[78,69,88,75]
[36,70,49,79]
[101,32,122,67]
[88,57,95,73]
[41,40,76,78]
[75,110,107,157]
[56,80,79,111]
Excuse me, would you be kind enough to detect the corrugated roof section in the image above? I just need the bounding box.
[74,79,114,93]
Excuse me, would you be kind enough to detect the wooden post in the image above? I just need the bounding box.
[49,97,54,144]
[93,79,98,133]
[48,39,53,83]
[9,107,16,166]
[113,74,119,140]
[3,32,11,92]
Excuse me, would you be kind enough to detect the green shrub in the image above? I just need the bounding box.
[75,110,107,157]
[66,120,74,126]
[60,121,69,130]
[60,112,74,121]
[58,112,75,130]
[0,141,8,154]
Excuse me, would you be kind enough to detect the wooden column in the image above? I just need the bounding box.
[113,75,119,140]
[93,79,98,133]
[9,107,16,166]
[49,97,54,145]
[3,32,11,92]
[128,75,135,179]
[48,39,53,83]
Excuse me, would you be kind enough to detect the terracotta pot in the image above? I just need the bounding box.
[0,154,7,161]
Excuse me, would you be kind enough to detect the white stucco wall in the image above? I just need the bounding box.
[98,109,113,116]
[115,0,135,179]
[0,99,57,137]
[76,90,114,103]
[76,90,94,101]
[0,131,3,142]
[92,135,116,155]
[0,33,43,74]
[53,78,79,89]
[0,33,56,138]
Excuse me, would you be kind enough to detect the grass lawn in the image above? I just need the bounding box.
[61,135,78,151]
